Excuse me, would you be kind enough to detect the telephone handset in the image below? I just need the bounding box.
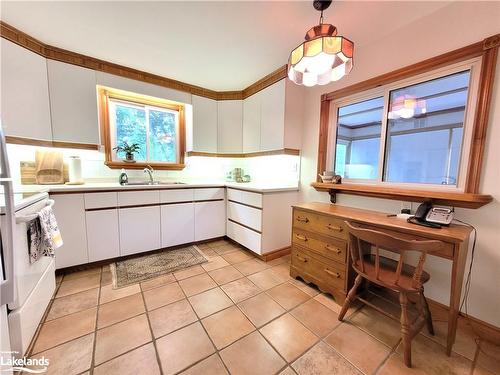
[408,201,454,228]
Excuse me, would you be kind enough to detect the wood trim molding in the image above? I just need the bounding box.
[5,136,99,150]
[186,148,300,158]
[0,20,287,101]
[318,34,500,197]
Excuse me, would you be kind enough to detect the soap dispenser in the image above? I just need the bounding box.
[119,168,128,185]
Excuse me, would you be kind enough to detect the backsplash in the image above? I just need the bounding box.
[7,144,300,186]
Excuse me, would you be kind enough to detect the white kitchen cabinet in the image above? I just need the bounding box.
[47,60,99,144]
[161,203,195,247]
[86,209,120,262]
[119,206,161,256]
[260,80,286,151]
[217,100,243,153]
[118,190,160,206]
[242,93,261,152]
[194,200,226,241]
[194,187,225,201]
[227,220,262,254]
[191,95,218,152]
[1,39,52,141]
[50,194,88,269]
[227,201,262,231]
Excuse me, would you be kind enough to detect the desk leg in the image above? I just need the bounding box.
[447,240,469,356]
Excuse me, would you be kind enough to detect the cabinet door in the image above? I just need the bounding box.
[243,93,261,152]
[161,203,195,247]
[1,39,52,140]
[260,80,285,151]
[192,95,218,152]
[51,194,88,269]
[119,206,161,256]
[217,100,243,153]
[47,60,99,144]
[194,201,226,241]
[86,209,120,262]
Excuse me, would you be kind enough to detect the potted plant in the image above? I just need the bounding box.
[113,142,140,162]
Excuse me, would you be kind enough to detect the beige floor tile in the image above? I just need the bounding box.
[348,306,402,348]
[268,283,310,310]
[143,282,185,310]
[202,306,255,349]
[270,263,293,281]
[174,265,206,281]
[63,267,101,281]
[248,268,286,290]
[267,255,291,267]
[222,250,254,264]
[377,353,427,375]
[55,274,63,285]
[30,333,94,375]
[221,278,262,303]
[476,339,500,374]
[149,299,198,338]
[209,265,244,285]
[93,343,161,375]
[97,293,145,329]
[179,273,217,296]
[325,322,391,374]
[56,274,100,298]
[47,288,99,321]
[202,256,231,272]
[201,248,218,257]
[220,331,285,375]
[234,259,270,275]
[214,244,240,255]
[291,299,340,337]
[99,284,141,304]
[100,270,112,286]
[189,287,233,318]
[279,367,297,375]
[140,273,176,291]
[156,322,215,375]
[238,293,285,327]
[94,314,152,365]
[33,307,97,353]
[290,279,320,297]
[208,239,230,248]
[260,314,318,362]
[292,341,362,375]
[314,293,360,317]
[180,354,228,375]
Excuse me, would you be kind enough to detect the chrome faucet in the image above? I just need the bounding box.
[144,165,154,184]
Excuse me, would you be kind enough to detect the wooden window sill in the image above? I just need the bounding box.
[105,161,185,171]
[311,182,493,209]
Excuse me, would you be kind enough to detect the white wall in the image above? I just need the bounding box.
[298,1,500,326]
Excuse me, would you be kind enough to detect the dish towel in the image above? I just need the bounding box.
[27,205,63,264]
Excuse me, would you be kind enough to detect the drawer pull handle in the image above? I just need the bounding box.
[296,255,308,263]
[325,245,342,255]
[326,224,343,232]
[325,269,340,278]
[295,234,308,241]
[296,216,309,223]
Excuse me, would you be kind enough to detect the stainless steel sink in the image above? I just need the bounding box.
[123,181,185,186]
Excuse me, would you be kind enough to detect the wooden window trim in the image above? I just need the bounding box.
[315,34,499,208]
[98,86,186,170]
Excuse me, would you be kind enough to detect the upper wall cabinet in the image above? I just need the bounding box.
[217,100,243,153]
[0,39,52,141]
[191,95,218,152]
[242,92,261,153]
[47,60,99,145]
[260,80,286,151]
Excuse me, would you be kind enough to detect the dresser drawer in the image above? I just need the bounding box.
[293,209,347,240]
[291,247,345,290]
[292,228,346,264]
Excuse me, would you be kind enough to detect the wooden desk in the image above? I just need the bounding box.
[291,202,472,356]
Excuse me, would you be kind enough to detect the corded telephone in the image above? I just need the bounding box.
[407,201,454,228]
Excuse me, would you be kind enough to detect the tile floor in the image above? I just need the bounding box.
[26,239,499,375]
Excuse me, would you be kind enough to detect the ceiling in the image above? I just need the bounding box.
[0,1,451,91]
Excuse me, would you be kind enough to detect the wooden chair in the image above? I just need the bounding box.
[338,221,441,367]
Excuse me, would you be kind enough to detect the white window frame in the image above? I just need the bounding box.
[326,57,482,192]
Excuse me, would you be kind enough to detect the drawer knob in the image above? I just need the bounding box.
[295,234,308,241]
[325,245,342,254]
[296,216,309,223]
[326,224,343,232]
[296,255,308,263]
[324,269,340,278]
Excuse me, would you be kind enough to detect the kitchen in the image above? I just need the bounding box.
[0,1,499,375]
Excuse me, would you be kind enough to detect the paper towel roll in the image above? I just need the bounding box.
[67,156,83,184]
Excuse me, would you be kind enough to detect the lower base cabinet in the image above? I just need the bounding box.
[195,201,226,241]
[161,203,195,247]
[85,209,120,262]
[119,206,161,256]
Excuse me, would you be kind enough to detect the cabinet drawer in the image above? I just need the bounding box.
[84,192,117,209]
[194,188,225,201]
[291,247,345,290]
[227,201,262,232]
[292,228,346,264]
[118,190,160,206]
[293,209,347,240]
[160,189,194,204]
[227,220,262,254]
[227,188,262,208]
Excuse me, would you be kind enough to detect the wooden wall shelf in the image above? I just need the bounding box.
[311,182,493,209]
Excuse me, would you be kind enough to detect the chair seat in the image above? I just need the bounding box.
[355,254,430,291]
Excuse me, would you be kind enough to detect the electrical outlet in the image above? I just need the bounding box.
[401,201,412,214]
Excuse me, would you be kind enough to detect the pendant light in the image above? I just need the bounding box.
[288,0,354,87]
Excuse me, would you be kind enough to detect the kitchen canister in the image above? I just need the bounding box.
[67,156,84,185]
